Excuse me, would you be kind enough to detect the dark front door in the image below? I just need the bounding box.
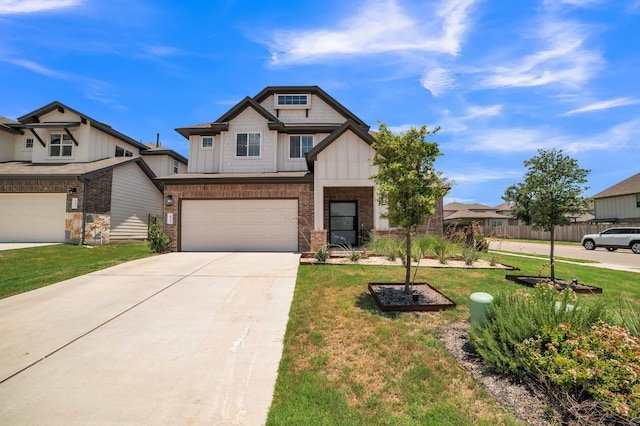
[329,201,357,246]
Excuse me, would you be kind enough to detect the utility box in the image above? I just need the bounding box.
[470,292,493,327]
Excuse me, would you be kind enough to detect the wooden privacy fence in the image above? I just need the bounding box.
[482,224,613,243]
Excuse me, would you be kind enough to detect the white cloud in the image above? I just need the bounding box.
[144,45,180,57]
[563,97,639,116]
[477,19,602,90]
[446,167,522,183]
[453,119,640,155]
[421,67,455,96]
[461,105,502,120]
[6,58,71,79]
[267,0,477,65]
[0,0,82,14]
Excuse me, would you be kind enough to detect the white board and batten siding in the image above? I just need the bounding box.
[595,195,639,221]
[0,193,66,242]
[110,163,163,241]
[312,129,382,228]
[180,199,299,252]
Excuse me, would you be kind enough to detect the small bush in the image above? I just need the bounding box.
[431,236,453,264]
[314,246,329,262]
[518,321,640,418]
[462,246,480,265]
[146,214,171,253]
[366,237,402,261]
[468,282,607,376]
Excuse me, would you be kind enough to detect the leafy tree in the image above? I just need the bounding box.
[371,123,450,293]
[503,149,590,281]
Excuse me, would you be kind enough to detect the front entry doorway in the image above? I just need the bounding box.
[329,201,357,246]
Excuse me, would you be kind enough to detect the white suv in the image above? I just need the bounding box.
[581,227,640,254]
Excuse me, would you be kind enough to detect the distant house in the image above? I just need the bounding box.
[158,86,443,252]
[0,102,187,244]
[443,202,511,227]
[591,172,640,224]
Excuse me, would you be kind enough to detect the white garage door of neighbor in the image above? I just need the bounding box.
[0,193,66,242]
[181,199,299,251]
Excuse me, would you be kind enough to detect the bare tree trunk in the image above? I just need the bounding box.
[405,230,412,294]
[549,226,555,282]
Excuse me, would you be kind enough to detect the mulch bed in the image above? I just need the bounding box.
[368,282,456,312]
[505,275,603,294]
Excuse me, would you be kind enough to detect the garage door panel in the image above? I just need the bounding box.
[181,199,298,252]
[0,194,66,242]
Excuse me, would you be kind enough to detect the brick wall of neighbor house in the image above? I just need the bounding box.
[84,169,113,213]
[163,182,314,252]
[323,187,374,245]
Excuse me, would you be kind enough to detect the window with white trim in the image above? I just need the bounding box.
[173,160,179,173]
[236,133,260,157]
[25,138,34,149]
[289,135,313,158]
[49,133,73,157]
[201,136,213,149]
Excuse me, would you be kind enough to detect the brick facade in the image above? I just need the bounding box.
[323,187,374,245]
[163,182,314,252]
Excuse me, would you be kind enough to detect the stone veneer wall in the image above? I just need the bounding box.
[163,182,314,252]
[323,187,374,246]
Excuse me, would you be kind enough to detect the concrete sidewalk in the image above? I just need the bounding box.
[0,252,299,425]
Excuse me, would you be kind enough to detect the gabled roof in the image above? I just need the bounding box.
[0,116,24,135]
[494,202,513,211]
[444,202,495,211]
[175,96,281,139]
[0,158,162,191]
[253,86,368,126]
[592,172,640,199]
[305,119,375,171]
[16,101,148,151]
[444,209,510,221]
[140,145,188,165]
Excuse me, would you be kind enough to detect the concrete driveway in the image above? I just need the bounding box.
[0,252,300,425]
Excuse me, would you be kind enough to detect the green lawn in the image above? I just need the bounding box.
[267,254,640,425]
[0,243,155,299]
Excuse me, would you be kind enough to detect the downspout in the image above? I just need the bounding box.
[78,176,89,245]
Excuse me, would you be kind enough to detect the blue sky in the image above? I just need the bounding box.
[2,0,639,206]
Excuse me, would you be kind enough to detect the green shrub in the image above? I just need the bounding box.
[462,246,480,265]
[146,214,171,253]
[517,321,640,418]
[366,237,402,261]
[468,282,607,376]
[610,300,640,338]
[314,246,329,262]
[431,236,453,264]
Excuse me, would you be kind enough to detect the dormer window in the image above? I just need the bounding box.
[115,145,133,157]
[275,94,310,108]
[49,133,73,157]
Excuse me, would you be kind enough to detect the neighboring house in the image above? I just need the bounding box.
[0,101,186,244]
[159,86,443,252]
[591,172,640,224]
[443,202,511,227]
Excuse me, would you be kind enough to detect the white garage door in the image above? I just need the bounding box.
[181,199,299,252]
[0,193,66,242]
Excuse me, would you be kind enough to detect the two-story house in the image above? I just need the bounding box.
[159,86,443,252]
[591,172,640,224]
[0,102,187,244]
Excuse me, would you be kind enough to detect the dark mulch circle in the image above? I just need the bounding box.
[368,282,456,312]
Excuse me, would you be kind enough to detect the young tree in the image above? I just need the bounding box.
[503,149,590,281]
[371,123,450,294]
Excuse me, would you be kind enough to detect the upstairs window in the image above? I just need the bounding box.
[25,138,34,149]
[115,146,133,157]
[201,136,213,149]
[275,94,310,108]
[289,135,313,158]
[636,193,640,208]
[236,133,260,157]
[173,159,179,173]
[49,133,73,157]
